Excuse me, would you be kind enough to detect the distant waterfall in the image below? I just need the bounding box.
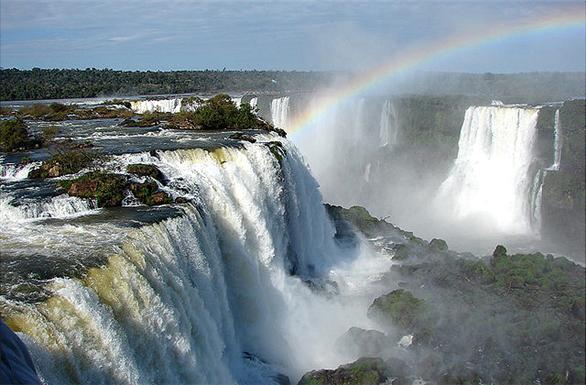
[436,106,540,234]
[249,97,258,110]
[130,98,183,114]
[271,97,290,129]
[549,109,563,171]
[379,100,398,148]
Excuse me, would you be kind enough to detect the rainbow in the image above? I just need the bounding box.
[289,8,585,137]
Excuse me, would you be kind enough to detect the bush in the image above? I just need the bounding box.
[28,149,96,178]
[0,118,37,152]
[368,289,427,330]
[61,171,127,207]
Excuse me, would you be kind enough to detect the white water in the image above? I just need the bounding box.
[0,161,40,180]
[379,100,398,148]
[436,105,540,234]
[270,97,290,129]
[0,195,97,222]
[5,138,392,385]
[249,97,258,110]
[130,98,183,114]
[549,109,563,171]
[232,97,242,108]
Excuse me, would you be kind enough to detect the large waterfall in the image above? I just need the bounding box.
[270,97,290,129]
[1,135,390,385]
[436,105,540,234]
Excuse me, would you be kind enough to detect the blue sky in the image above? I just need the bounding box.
[1,0,584,72]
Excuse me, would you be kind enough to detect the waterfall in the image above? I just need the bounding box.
[549,109,563,171]
[0,195,98,222]
[232,97,242,108]
[379,100,398,148]
[130,98,183,114]
[1,137,388,385]
[249,97,258,110]
[436,105,540,234]
[270,97,290,129]
[0,161,40,180]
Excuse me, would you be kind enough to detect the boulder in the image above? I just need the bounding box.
[297,357,388,385]
[126,163,165,182]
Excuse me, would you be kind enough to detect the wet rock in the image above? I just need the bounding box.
[335,327,392,357]
[297,357,388,385]
[126,163,165,182]
[429,238,448,252]
[229,132,257,143]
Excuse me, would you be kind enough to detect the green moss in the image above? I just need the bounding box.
[62,171,127,207]
[368,289,427,330]
[29,149,96,178]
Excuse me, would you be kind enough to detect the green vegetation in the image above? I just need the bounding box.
[324,205,585,385]
[41,125,60,144]
[0,118,40,152]
[0,68,332,101]
[28,149,96,178]
[61,170,172,207]
[16,103,133,121]
[368,289,427,330]
[120,95,277,132]
[298,358,388,385]
[61,171,127,207]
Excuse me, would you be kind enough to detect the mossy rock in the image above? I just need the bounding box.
[297,357,388,385]
[28,149,96,179]
[61,171,127,207]
[126,163,165,182]
[265,141,286,163]
[129,181,171,206]
[229,132,257,143]
[429,238,448,252]
[368,289,427,331]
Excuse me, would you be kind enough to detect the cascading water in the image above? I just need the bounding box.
[270,97,290,129]
[1,135,391,385]
[549,109,563,171]
[436,105,540,234]
[379,100,398,148]
[130,98,183,114]
[249,97,258,111]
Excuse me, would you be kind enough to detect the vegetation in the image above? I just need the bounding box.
[61,170,172,207]
[298,358,389,385]
[0,68,332,101]
[0,118,40,152]
[16,103,133,121]
[368,289,427,330]
[28,149,96,178]
[324,205,586,385]
[60,171,128,207]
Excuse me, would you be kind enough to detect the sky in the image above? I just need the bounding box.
[0,0,584,73]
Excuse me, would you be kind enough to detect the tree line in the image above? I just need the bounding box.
[0,68,332,101]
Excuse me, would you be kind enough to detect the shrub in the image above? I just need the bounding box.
[0,118,37,152]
